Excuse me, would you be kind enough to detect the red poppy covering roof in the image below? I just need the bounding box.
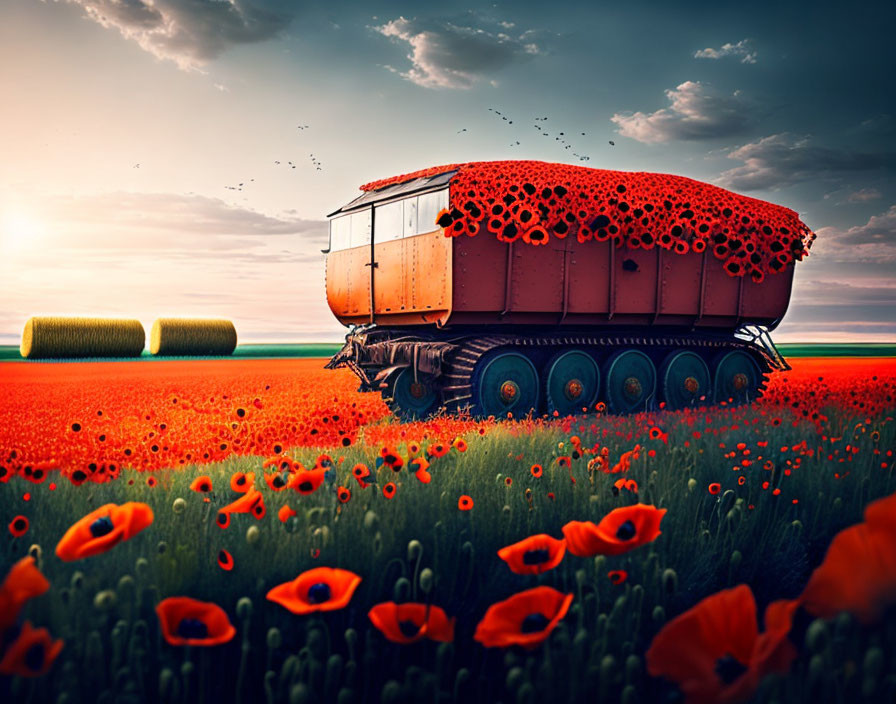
[360,160,815,280]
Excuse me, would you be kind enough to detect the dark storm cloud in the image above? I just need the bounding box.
[694,39,757,64]
[718,134,893,191]
[62,0,294,69]
[610,82,753,143]
[373,15,543,89]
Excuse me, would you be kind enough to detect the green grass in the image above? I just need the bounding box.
[3,401,896,703]
[2,342,896,362]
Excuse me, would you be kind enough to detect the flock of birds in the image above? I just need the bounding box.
[130,112,618,196]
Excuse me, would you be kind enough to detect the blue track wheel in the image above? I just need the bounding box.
[386,367,440,420]
[604,350,656,414]
[660,351,711,410]
[713,351,761,405]
[544,350,600,416]
[473,351,540,418]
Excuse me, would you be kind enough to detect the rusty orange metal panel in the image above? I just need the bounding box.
[325,247,371,325]
[568,239,611,314]
[373,239,405,313]
[613,247,658,314]
[660,250,702,317]
[510,242,564,312]
[412,229,452,313]
[452,234,507,312]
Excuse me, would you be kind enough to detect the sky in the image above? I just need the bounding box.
[1,0,894,344]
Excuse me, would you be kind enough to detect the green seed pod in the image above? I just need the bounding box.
[863,646,884,679]
[790,520,803,534]
[158,668,177,703]
[502,504,511,517]
[379,680,402,704]
[495,473,504,484]
[505,666,525,692]
[593,555,606,574]
[407,540,423,563]
[94,589,117,611]
[180,661,194,678]
[516,682,535,704]
[71,571,85,591]
[373,531,383,555]
[600,655,617,685]
[236,596,253,620]
[687,478,697,492]
[806,619,829,654]
[833,611,853,638]
[419,568,434,594]
[135,558,150,580]
[575,569,587,588]
[832,497,842,511]
[156,541,168,555]
[267,627,282,650]
[172,497,186,514]
[246,525,261,545]
[117,575,136,603]
[344,628,358,660]
[313,525,330,547]
[808,653,825,684]
[27,543,42,567]
[621,684,638,704]
[729,550,742,573]
[363,510,379,531]
[393,577,411,603]
[625,654,641,684]
[652,605,665,625]
[289,683,311,704]
[306,627,327,659]
[662,568,678,595]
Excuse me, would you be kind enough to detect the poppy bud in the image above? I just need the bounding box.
[267,627,282,650]
[159,668,176,701]
[806,619,829,654]
[157,541,168,555]
[790,519,803,534]
[94,589,117,611]
[71,571,85,590]
[624,655,641,685]
[419,568,434,595]
[407,540,423,563]
[181,661,195,678]
[172,498,186,514]
[117,575,136,605]
[246,525,260,546]
[135,558,150,579]
[28,544,42,567]
[392,577,410,603]
[651,605,665,624]
[363,511,379,531]
[505,667,525,693]
[236,597,253,620]
[687,478,697,492]
[661,568,677,595]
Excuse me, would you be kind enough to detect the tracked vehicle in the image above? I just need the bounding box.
[324,161,814,419]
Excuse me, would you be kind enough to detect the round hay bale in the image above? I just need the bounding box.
[150,318,238,356]
[20,317,145,359]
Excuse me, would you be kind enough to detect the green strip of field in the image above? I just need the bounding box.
[2,342,894,362]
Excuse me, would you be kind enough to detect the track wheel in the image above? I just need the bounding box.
[713,351,761,405]
[545,350,600,416]
[473,351,540,418]
[385,367,440,420]
[604,350,656,414]
[660,351,711,410]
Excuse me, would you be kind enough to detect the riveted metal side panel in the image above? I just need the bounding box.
[660,250,702,316]
[511,242,564,312]
[742,265,794,321]
[614,247,658,314]
[451,233,506,312]
[326,247,371,324]
[568,239,611,314]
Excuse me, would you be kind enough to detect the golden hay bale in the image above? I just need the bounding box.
[20,317,145,359]
[150,318,238,356]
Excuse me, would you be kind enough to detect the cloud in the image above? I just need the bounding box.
[811,205,896,262]
[694,39,757,64]
[847,188,883,203]
[610,81,752,143]
[373,15,543,89]
[62,0,294,70]
[718,134,893,190]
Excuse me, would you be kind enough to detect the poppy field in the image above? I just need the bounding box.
[1,356,895,704]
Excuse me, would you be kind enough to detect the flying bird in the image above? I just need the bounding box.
[609,141,615,146]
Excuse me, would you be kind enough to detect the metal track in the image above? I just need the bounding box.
[438,332,774,413]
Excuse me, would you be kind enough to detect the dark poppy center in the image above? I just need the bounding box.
[24,643,44,672]
[272,475,286,488]
[615,520,637,541]
[521,613,550,633]
[298,481,313,492]
[714,654,748,684]
[522,549,551,565]
[90,516,114,537]
[307,582,331,604]
[398,620,422,638]
[177,618,209,639]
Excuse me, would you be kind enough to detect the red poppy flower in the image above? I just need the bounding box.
[337,486,352,503]
[190,476,213,493]
[380,446,404,471]
[646,585,798,704]
[56,502,154,561]
[0,621,64,677]
[453,438,468,453]
[863,491,896,532]
[497,534,567,575]
[0,557,49,633]
[547,492,555,501]
[264,472,289,492]
[737,476,746,486]
[414,467,432,484]
[608,570,628,585]
[383,482,397,499]
[530,464,543,478]
[474,586,573,650]
[146,476,157,488]
[352,463,373,488]
[156,597,236,646]
[278,504,296,523]
[562,504,667,557]
[649,426,664,440]
[557,456,572,469]
[230,472,254,493]
[427,443,449,458]
[612,478,639,495]
[288,468,327,495]
[458,495,473,511]
[218,488,265,526]
[800,518,896,624]
[217,549,234,571]
[368,602,455,644]
[708,483,722,495]
[8,515,28,538]
[266,567,362,615]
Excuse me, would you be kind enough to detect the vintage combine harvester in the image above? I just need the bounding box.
[324,160,814,419]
